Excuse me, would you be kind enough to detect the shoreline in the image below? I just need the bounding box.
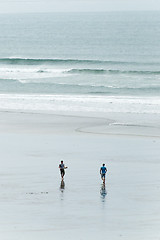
[0,93,160,115]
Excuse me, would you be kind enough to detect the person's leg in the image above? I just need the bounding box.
[60,169,63,180]
[61,170,65,180]
[103,174,105,184]
[101,174,103,181]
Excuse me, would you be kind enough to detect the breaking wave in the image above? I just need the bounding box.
[0,57,159,67]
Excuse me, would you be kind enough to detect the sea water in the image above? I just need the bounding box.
[0,12,160,113]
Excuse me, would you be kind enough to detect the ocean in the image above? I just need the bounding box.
[0,12,160,114]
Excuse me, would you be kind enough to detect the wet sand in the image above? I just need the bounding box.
[0,111,160,239]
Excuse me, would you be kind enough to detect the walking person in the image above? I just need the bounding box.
[59,160,67,181]
[100,163,107,184]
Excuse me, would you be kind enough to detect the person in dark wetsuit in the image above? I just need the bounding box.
[100,163,107,184]
[59,160,67,181]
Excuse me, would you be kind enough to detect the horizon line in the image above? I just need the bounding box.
[0,9,160,14]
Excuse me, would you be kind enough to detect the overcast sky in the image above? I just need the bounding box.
[0,0,160,13]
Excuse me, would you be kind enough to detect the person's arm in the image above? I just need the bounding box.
[100,168,102,174]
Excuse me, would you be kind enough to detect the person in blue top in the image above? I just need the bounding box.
[100,163,107,184]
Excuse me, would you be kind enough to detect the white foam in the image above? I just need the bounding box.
[0,67,69,80]
[0,94,159,114]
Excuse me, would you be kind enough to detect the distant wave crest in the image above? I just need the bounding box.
[65,68,160,75]
[66,69,107,74]
[0,57,159,66]
[1,58,160,76]
[0,57,109,65]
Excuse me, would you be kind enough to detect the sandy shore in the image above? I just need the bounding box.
[0,110,160,240]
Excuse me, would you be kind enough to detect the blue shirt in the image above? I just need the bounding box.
[101,166,107,174]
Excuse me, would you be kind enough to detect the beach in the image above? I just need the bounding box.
[0,11,160,239]
[0,110,160,240]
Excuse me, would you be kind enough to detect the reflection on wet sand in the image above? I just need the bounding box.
[60,180,65,191]
[59,180,65,200]
[100,184,107,200]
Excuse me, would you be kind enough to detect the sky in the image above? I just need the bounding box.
[0,0,160,13]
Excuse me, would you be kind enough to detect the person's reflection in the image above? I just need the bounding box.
[60,180,65,191]
[60,180,65,200]
[100,183,107,200]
